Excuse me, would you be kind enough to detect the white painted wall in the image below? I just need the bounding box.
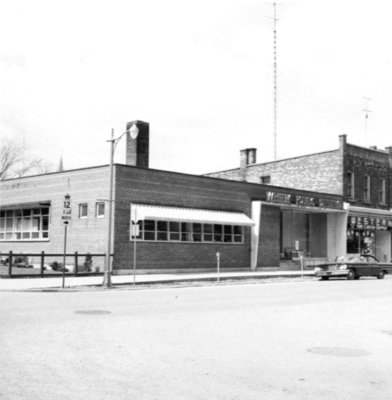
[375,231,391,263]
[327,212,347,261]
[251,201,262,271]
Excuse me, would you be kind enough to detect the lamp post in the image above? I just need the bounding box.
[102,123,139,288]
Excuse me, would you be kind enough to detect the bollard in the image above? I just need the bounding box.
[40,251,45,277]
[8,251,13,278]
[74,252,78,275]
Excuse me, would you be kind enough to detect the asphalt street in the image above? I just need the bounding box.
[1,277,392,400]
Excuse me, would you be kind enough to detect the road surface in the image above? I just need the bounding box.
[1,278,392,399]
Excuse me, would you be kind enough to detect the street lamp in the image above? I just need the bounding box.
[102,123,139,288]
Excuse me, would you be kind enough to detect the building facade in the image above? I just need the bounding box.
[0,121,345,273]
[208,135,392,262]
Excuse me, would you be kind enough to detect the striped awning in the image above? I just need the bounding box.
[130,204,254,226]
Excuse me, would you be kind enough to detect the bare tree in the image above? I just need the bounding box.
[0,139,50,180]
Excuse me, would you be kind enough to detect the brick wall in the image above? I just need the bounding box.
[344,144,391,208]
[0,163,344,272]
[0,166,110,258]
[258,205,280,267]
[208,150,343,195]
[113,165,254,271]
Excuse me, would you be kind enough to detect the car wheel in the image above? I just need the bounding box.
[321,276,329,281]
[347,269,356,280]
[377,270,385,280]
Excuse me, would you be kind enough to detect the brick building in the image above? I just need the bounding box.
[208,135,392,262]
[0,121,345,273]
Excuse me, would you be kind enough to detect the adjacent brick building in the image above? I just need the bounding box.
[208,135,392,261]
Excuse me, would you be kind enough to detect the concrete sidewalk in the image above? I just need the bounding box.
[0,270,316,291]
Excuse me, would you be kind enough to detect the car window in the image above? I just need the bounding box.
[363,254,379,263]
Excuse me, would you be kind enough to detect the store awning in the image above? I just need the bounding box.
[130,204,255,226]
[344,204,392,217]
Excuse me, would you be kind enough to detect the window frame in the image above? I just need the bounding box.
[79,203,88,219]
[0,207,50,241]
[135,219,244,244]
[95,202,105,218]
[363,175,371,203]
[347,171,355,200]
[260,175,271,184]
[378,178,386,205]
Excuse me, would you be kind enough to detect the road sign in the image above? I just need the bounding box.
[131,224,140,237]
[62,194,71,225]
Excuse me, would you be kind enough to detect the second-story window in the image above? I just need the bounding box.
[261,175,271,184]
[379,178,386,204]
[363,175,371,203]
[347,172,355,199]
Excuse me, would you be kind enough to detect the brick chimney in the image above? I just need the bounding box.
[240,148,257,170]
[125,120,149,168]
[385,146,392,168]
[339,134,347,150]
[239,148,257,180]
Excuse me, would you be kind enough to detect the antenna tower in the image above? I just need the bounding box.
[363,96,371,147]
[273,2,278,160]
[265,2,279,160]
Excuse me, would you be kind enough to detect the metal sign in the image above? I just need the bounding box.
[62,194,72,225]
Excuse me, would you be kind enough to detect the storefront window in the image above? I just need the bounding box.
[0,207,50,241]
[347,229,375,254]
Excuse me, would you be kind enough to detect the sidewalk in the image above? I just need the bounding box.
[0,270,315,291]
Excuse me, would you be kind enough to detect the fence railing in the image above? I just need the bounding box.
[0,251,113,278]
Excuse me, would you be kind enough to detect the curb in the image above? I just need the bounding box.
[1,272,316,292]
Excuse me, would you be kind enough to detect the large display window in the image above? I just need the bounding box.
[0,207,50,241]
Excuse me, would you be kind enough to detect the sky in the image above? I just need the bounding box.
[1,0,392,175]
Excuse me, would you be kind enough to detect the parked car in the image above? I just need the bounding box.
[314,254,392,280]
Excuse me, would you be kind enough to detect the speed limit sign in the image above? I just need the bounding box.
[62,194,72,225]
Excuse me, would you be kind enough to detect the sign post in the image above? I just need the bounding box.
[61,194,71,288]
[216,251,221,283]
[131,205,138,285]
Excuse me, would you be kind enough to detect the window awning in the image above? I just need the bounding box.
[131,204,255,226]
[0,201,51,209]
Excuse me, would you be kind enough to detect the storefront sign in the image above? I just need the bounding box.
[266,192,292,205]
[349,215,392,231]
[296,195,316,207]
[266,191,343,210]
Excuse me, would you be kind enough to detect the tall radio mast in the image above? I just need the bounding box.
[265,3,279,160]
[363,96,371,147]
